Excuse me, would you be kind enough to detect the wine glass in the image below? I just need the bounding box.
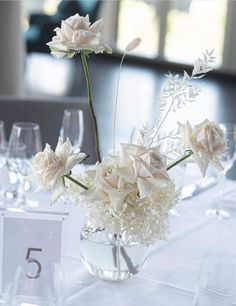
[4,143,27,204]
[0,120,6,145]
[0,143,8,173]
[0,120,7,175]
[6,122,42,206]
[9,122,42,161]
[0,120,7,174]
[220,123,236,169]
[206,123,236,219]
[60,109,84,151]
[0,143,9,206]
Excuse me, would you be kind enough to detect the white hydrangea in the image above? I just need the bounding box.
[84,180,178,246]
[75,144,178,246]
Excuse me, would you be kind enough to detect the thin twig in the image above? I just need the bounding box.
[113,53,126,153]
[149,82,185,147]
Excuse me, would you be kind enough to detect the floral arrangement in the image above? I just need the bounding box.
[29,14,226,247]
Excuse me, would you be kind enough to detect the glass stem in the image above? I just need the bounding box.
[217,172,224,212]
[80,52,101,163]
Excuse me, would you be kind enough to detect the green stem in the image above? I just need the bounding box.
[167,150,193,171]
[80,51,101,163]
[63,174,88,190]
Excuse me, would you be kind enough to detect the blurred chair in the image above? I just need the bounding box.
[0,96,96,163]
[25,0,101,53]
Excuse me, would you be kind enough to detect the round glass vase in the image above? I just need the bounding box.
[80,225,148,282]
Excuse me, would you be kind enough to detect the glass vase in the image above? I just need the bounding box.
[80,224,147,282]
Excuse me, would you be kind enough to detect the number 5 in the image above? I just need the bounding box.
[25,248,42,279]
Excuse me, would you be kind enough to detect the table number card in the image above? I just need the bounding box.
[0,209,68,301]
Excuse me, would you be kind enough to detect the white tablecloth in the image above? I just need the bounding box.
[55,177,236,306]
[3,167,236,306]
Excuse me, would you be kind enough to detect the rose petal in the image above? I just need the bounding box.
[116,166,136,184]
[64,153,87,174]
[51,179,65,204]
[90,19,103,34]
[55,137,72,161]
[50,50,67,59]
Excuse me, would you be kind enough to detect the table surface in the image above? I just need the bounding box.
[11,163,235,306]
[1,51,235,305]
[64,182,236,306]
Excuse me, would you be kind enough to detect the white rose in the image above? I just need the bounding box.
[133,147,168,179]
[178,119,226,176]
[29,137,86,203]
[83,156,137,213]
[85,157,119,191]
[118,144,172,198]
[47,14,112,58]
[135,149,171,194]
[120,143,147,166]
[97,157,120,189]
